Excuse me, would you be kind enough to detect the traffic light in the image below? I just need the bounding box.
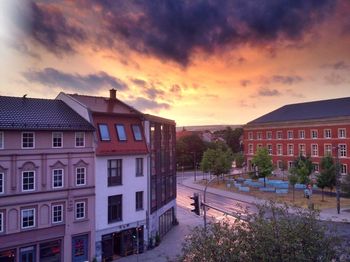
[190,193,200,215]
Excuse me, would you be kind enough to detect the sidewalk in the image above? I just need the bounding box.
[116,206,202,262]
[182,177,350,223]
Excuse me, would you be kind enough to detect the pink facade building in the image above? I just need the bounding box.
[0,96,96,262]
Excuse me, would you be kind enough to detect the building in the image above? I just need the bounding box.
[0,96,96,262]
[243,97,350,177]
[143,114,176,242]
[57,90,149,261]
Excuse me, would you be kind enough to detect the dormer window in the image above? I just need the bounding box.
[98,124,110,141]
[132,125,143,141]
[116,124,127,141]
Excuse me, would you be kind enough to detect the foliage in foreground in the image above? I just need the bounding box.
[180,202,348,262]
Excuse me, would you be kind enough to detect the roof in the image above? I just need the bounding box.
[247,97,350,125]
[0,96,95,131]
[69,93,142,115]
[144,114,176,125]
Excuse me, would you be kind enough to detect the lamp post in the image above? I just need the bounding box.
[333,145,341,214]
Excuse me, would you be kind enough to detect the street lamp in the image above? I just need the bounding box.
[333,145,341,214]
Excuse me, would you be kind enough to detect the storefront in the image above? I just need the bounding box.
[0,239,62,262]
[72,234,89,262]
[101,226,144,261]
[159,207,175,237]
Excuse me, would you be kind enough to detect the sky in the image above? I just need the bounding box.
[1,0,350,126]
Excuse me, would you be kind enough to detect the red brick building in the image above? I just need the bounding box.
[243,97,350,177]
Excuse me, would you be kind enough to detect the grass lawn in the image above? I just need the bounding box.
[199,179,350,210]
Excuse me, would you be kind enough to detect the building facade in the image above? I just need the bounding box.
[0,96,96,262]
[244,97,350,177]
[144,114,177,243]
[58,90,150,261]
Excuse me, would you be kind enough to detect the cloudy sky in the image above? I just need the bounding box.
[1,0,350,126]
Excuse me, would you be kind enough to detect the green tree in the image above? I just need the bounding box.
[200,146,233,178]
[317,156,336,201]
[176,133,206,169]
[221,127,243,153]
[290,155,313,185]
[180,202,345,262]
[252,147,273,187]
[288,173,298,202]
[233,152,244,168]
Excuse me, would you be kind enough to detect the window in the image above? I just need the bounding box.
[108,195,122,223]
[299,130,305,139]
[288,161,294,169]
[266,131,272,140]
[339,144,347,157]
[248,132,253,140]
[277,144,283,156]
[0,131,3,149]
[287,131,293,139]
[0,173,3,194]
[22,132,34,148]
[22,171,35,191]
[299,144,306,156]
[136,191,143,211]
[75,132,85,147]
[132,125,143,141]
[311,130,318,139]
[115,124,127,141]
[52,169,63,188]
[277,131,283,139]
[136,158,143,176]
[288,144,294,156]
[338,128,346,138]
[341,164,347,175]
[257,132,262,140]
[267,144,272,155]
[324,144,332,156]
[313,163,319,173]
[324,129,331,139]
[277,160,283,169]
[21,208,35,229]
[75,167,86,186]
[75,202,85,220]
[52,205,63,223]
[257,144,262,149]
[311,144,318,156]
[52,132,63,148]
[108,159,122,186]
[98,124,110,141]
[248,144,253,154]
[0,212,3,233]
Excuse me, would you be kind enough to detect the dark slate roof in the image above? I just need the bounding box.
[0,96,95,131]
[248,97,350,125]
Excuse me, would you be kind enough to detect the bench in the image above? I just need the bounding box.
[239,186,250,192]
[276,189,288,194]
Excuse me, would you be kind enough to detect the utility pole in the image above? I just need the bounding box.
[334,146,341,214]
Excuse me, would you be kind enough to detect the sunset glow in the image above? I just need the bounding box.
[1,0,350,126]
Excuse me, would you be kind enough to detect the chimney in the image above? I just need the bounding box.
[109,88,117,100]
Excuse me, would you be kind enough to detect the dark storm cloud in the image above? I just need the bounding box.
[129,97,170,112]
[89,0,336,66]
[23,68,128,91]
[22,1,86,55]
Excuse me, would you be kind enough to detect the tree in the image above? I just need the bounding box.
[200,146,233,178]
[233,152,244,168]
[176,133,206,169]
[180,202,346,262]
[290,155,313,185]
[341,174,350,197]
[317,156,336,201]
[220,127,243,153]
[252,147,273,187]
[288,173,298,202]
